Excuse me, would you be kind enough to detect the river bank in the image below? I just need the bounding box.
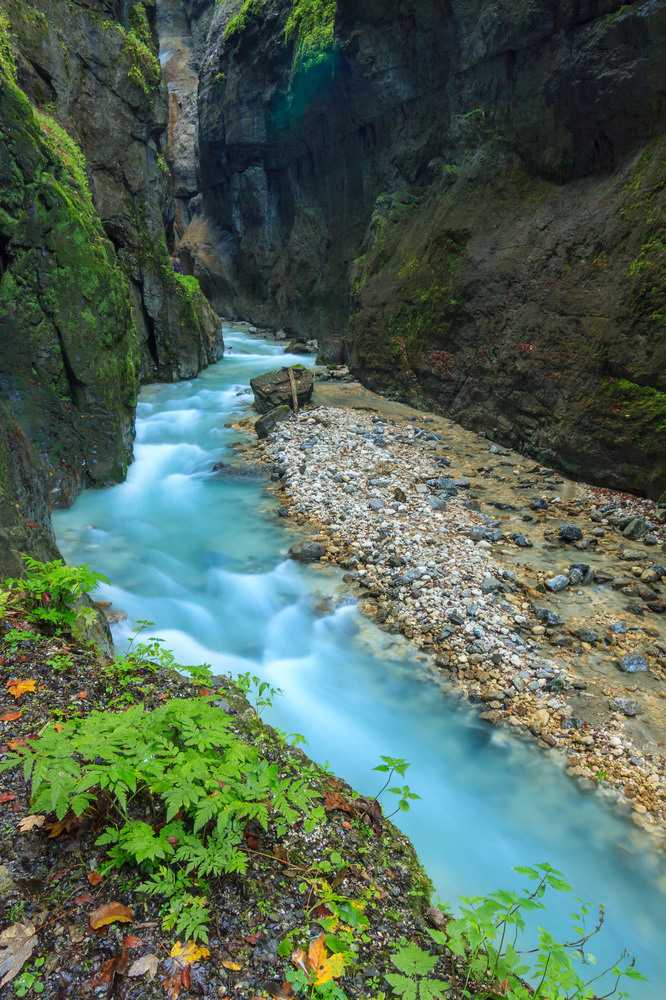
[246,378,666,844]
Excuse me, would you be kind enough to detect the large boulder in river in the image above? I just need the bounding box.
[250,366,313,414]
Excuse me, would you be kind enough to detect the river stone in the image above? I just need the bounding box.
[609,697,641,716]
[255,405,292,439]
[622,516,647,540]
[250,365,313,413]
[288,541,326,562]
[545,574,569,592]
[578,627,598,643]
[617,654,648,673]
[369,499,384,511]
[559,525,583,543]
[536,608,564,626]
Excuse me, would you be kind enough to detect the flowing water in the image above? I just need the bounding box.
[54,327,666,997]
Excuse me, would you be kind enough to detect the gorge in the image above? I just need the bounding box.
[0,0,664,996]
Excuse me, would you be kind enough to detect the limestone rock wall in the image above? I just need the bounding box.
[187,0,666,498]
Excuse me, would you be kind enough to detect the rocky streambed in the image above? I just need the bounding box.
[240,378,666,843]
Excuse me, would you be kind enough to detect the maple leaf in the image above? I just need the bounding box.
[89,901,133,929]
[7,679,36,699]
[0,921,37,987]
[18,814,45,832]
[128,954,159,979]
[291,934,345,986]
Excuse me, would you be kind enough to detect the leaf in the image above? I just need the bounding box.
[170,941,210,966]
[221,960,243,971]
[18,814,45,832]
[123,935,143,950]
[90,901,134,929]
[7,679,36,699]
[323,790,355,815]
[128,954,159,979]
[74,890,93,906]
[0,791,16,803]
[88,871,103,885]
[0,921,37,987]
[291,935,345,986]
[1,712,21,722]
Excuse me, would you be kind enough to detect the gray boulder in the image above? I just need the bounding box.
[250,366,314,414]
[289,541,326,563]
[255,405,292,439]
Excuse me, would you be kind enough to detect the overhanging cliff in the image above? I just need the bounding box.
[182,0,665,498]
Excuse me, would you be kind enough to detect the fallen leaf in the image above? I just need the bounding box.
[54,724,63,732]
[169,941,210,965]
[221,960,243,971]
[341,820,352,830]
[49,865,74,882]
[243,932,261,945]
[87,871,103,885]
[271,982,294,999]
[90,901,133,929]
[0,791,16,803]
[91,949,128,987]
[7,679,35,699]
[123,935,143,950]
[18,814,45,832]
[74,890,93,906]
[0,921,37,987]
[291,935,344,987]
[77,690,87,700]
[1,712,21,722]
[128,954,159,979]
[323,791,355,815]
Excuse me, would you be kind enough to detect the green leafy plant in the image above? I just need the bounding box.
[387,941,448,999]
[386,864,646,1000]
[0,697,324,942]
[14,957,45,996]
[2,628,37,650]
[235,671,280,716]
[3,557,108,633]
[373,756,420,817]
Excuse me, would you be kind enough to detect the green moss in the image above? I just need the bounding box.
[0,57,139,486]
[120,26,161,97]
[128,0,152,49]
[225,0,336,74]
[285,0,336,73]
[600,379,666,498]
[0,10,16,80]
[223,0,264,44]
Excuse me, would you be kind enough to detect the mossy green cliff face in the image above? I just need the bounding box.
[0,31,138,505]
[189,0,665,498]
[1,0,223,384]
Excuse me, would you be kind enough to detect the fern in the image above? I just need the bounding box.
[3,696,322,942]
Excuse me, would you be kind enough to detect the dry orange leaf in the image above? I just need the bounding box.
[323,791,355,815]
[291,934,344,986]
[221,960,243,971]
[18,815,45,832]
[1,712,21,722]
[89,901,133,930]
[77,690,87,700]
[88,871,103,886]
[7,680,35,699]
[54,724,63,732]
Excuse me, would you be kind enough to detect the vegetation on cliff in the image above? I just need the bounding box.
[225,0,337,72]
[0,13,139,499]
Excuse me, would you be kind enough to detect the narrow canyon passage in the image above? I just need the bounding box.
[54,328,666,997]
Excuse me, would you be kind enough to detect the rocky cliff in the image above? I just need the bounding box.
[0,1,223,575]
[183,0,665,499]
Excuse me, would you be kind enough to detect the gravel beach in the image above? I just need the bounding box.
[244,388,666,844]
